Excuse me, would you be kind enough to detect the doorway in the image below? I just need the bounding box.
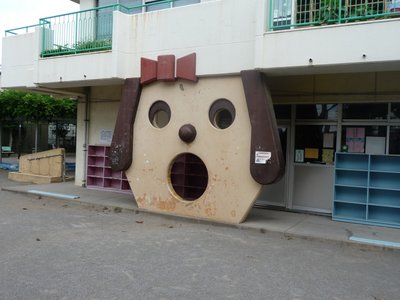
[255,126,290,208]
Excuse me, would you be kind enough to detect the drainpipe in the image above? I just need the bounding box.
[0,122,2,164]
[34,121,38,153]
[17,121,22,159]
[82,87,91,187]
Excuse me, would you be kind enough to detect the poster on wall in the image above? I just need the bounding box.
[346,128,365,153]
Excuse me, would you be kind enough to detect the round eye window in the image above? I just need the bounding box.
[209,99,235,129]
[149,101,171,128]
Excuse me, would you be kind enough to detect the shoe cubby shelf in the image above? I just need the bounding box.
[87,145,131,194]
[333,153,400,228]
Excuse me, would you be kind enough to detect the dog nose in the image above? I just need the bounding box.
[179,124,197,144]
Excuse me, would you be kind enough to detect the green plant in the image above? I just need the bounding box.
[42,38,112,57]
[74,38,112,50]
[318,0,345,23]
[345,0,384,21]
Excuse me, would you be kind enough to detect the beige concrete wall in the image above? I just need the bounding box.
[1,31,39,88]
[113,0,259,79]
[9,148,65,184]
[126,76,262,223]
[19,148,65,176]
[88,85,121,145]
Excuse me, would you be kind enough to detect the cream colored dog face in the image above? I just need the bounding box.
[124,76,262,223]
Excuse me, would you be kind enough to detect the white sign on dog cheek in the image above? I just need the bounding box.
[255,151,272,164]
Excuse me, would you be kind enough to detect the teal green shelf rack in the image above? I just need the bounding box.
[333,153,400,229]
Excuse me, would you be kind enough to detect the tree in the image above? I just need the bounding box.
[0,90,77,159]
[0,90,25,162]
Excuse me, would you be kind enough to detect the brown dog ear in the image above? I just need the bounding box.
[241,70,285,185]
[110,78,142,171]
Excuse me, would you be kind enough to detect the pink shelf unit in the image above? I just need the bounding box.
[86,145,132,194]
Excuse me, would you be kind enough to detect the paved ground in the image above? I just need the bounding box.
[1,169,400,299]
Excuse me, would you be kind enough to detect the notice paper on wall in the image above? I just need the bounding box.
[346,127,365,153]
[295,149,304,162]
[100,129,113,144]
[255,151,271,164]
[365,136,386,154]
[323,133,334,148]
[305,148,319,159]
[322,149,334,164]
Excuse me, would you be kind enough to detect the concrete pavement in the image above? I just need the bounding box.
[2,173,400,252]
[2,188,399,299]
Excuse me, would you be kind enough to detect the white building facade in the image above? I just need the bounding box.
[2,0,400,217]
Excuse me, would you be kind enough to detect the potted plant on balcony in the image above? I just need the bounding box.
[317,0,345,24]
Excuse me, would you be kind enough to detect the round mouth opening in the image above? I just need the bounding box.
[169,153,208,201]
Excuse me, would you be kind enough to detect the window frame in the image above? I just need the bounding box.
[97,0,200,12]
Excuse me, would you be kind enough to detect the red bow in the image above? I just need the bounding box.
[140,53,197,85]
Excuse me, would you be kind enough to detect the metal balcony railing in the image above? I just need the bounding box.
[39,5,116,57]
[270,0,400,30]
[5,24,44,35]
[4,0,195,58]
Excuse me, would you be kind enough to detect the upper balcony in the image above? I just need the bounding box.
[270,0,400,30]
[258,0,400,75]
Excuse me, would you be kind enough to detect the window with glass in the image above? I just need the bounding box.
[96,0,199,37]
[97,0,116,40]
[98,0,117,6]
[274,105,291,120]
[296,104,338,120]
[121,0,142,13]
[343,103,388,120]
[271,0,292,29]
[294,125,337,164]
[340,103,393,155]
[341,125,386,154]
[293,102,400,163]
[389,126,400,155]
[174,0,200,7]
[390,103,400,120]
[98,0,200,11]
[146,0,200,10]
[145,0,170,11]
